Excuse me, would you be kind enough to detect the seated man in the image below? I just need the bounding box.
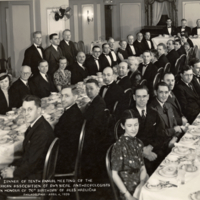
[155,43,169,69]
[174,65,200,124]
[133,32,146,56]
[54,86,84,173]
[85,45,103,75]
[166,40,179,74]
[0,95,55,199]
[68,51,88,84]
[162,18,177,36]
[150,49,158,64]
[142,32,155,51]
[31,59,57,98]
[174,39,186,57]
[192,19,200,36]
[108,37,118,66]
[184,42,198,65]
[191,59,200,94]
[150,82,183,149]
[126,34,137,57]
[180,33,194,48]
[116,61,132,91]
[163,73,188,126]
[177,19,192,37]
[10,66,33,108]
[138,50,157,96]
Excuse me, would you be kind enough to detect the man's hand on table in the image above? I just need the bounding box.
[1,166,15,178]
[168,136,178,149]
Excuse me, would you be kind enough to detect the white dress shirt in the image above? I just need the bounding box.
[147,40,152,49]
[77,61,85,70]
[157,98,164,108]
[20,78,28,86]
[129,44,136,55]
[110,50,117,62]
[34,43,43,58]
[197,29,200,35]
[40,72,48,82]
[181,27,185,32]
[136,106,147,117]
[102,80,114,98]
[52,44,58,51]
[93,56,100,70]
[103,53,112,66]
[167,27,172,35]
[142,62,150,76]
[65,40,69,45]
[2,89,9,107]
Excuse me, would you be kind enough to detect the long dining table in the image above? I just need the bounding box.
[139,115,200,200]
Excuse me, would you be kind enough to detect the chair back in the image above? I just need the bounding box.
[114,120,121,140]
[163,62,171,76]
[157,67,164,77]
[74,42,79,51]
[124,88,133,107]
[175,54,186,74]
[113,101,118,113]
[153,73,161,90]
[43,138,59,180]
[104,108,111,130]
[194,45,198,58]
[78,41,85,53]
[74,120,87,179]
[105,145,119,200]
[139,79,147,86]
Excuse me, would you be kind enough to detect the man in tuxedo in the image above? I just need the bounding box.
[166,40,179,74]
[126,34,137,57]
[22,31,44,77]
[181,33,194,48]
[150,82,183,150]
[44,33,63,78]
[31,59,57,98]
[10,66,33,108]
[84,45,103,75]
[155,43,169,69]
[174,65,200,124]
[138,51,157,96]
[69,51,88,84]
[162,18,176,36]
[174,39,186,56]
[163,73,188,126]
[192,19,200,36]
[99,67,124,116]
[99,43,114,68]
[133,32,146,56]
[54,86,84,173]
[177,19,192,37]
[191,59,200,94]
[142,32,155,51]
[0,95,54,191]
[59,29,78,66]
[108,37,118,66]
[116,61,132,91]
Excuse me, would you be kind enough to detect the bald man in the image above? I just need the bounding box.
[68,51,89,84]
[99,67,124,114]
[10,66,33,108]
[116,61,132,91]
[126,34,137,57]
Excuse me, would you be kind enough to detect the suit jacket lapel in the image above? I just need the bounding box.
[32,45,43,59]
[50,45,60,60]
[165,104,173,128]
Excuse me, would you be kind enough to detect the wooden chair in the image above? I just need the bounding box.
[54,120,86,200]
[0,59,8,73]
[74,42,79,51]
[153,73,161,91]
[139,79,147,86]
[163,62,171,76]
[78,41,85,53]
[175,54,186,75]
[114,120,121,141]
[124,88,133,108]
[105,145,119,200]
[157,67,164,77]
[7,138,60,200]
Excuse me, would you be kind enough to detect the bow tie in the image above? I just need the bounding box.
[104,53,110,56]
[146,39,150,41]
[167,26,172,28]
[142,64,148,67]
[129,44,133,46]
[117,77,122,81]
[198,27,200,29]
[94,57,99,60]
[37,46,42,49]
[110,49,114,51]
[104,84,111,88]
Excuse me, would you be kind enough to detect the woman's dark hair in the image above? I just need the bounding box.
[120,109,139,126]
[0,73,12,86]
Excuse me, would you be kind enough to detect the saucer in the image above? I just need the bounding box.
[145,183,162,191]
[172,147,191,155]
[157,166,178,178]
[190,191,200,200]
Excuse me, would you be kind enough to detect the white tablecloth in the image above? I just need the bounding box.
[140,116,200,200]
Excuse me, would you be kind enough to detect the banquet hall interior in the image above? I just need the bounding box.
[1,0,200,200]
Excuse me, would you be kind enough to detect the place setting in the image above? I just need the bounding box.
[190,191,200,200]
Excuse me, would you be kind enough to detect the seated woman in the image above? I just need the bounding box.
[181,33,194,48]
[111,110,148,200]
[54,56,71,92]
[0,73,14,115]
[117,40,129,62]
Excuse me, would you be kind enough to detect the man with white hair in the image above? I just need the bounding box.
[108,37,118,66]
[126,34,136,57]
[10,66,33,108]
[59,29,78,66]
[192,19,200,36]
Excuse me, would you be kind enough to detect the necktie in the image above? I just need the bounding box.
[26,82,30,90]
[102,85,110,98]
[45,74,49,82]
[141,110,145,120]
[189,83,193,91]
[85,101,91,111]
[111,49,114,51]
[25,126,31,137]
[163,104,168,114]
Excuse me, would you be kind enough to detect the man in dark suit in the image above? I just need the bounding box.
[22,31,44,77]
[31,59,57,98]
[54,86,84,173]
[0,95,54,186]
[126,34,137,57]
[166,40,179,74]
[82,79,107,180]
[191,19,200,36]
[59,29,78,66]
[133,32,146,56]
[180,34,194,48]
[99,43,115,68]
[116,61,132,91]
[191,59,200,94]
[44,33,63,78]
[150,82,183,149]
[84,45,103,75]
[138,50,157,96]
[162,18,176,36]
[142,32,155,51]
[155,43,169,69]
[68,51,88,84]
[174,39,186,56]
[177,19,192,37]
[10,66,33,108]
[174,65,200,124]
[108,37,118,66]
[163,73,188,126]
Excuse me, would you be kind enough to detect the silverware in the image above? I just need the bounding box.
[159,180,177,188]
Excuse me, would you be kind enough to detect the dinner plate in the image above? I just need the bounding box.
[172,147,191,155]
[157,166,178,178]
[144,183,162,191]
[190,191,200,200]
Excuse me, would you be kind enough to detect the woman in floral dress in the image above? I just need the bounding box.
[111,109,148,200]
[54,56,71,92]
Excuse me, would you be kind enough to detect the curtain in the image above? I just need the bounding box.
[152,2,165,25]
